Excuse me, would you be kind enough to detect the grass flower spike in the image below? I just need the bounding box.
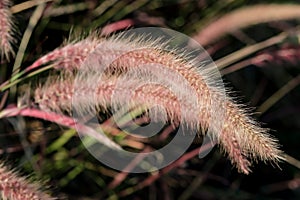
[34,33,283,174]
[0,0,15,60]
[3,1,300,199]
[27,36,100,72]
[0,162,54,200]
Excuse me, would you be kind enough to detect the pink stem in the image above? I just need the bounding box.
[3,106,121,150]
[101,19,135,36]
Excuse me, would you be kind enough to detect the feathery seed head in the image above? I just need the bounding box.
[33,28,283,174]
[27,36,101,72]
[0,162,55,200]
[0,0,16,60]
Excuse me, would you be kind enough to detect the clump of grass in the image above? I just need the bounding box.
[2,1,300,199]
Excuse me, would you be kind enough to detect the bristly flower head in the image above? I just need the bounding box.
[27,33,101,72]
[34,29,284,174]
[0,0,16,60]
[0,161,55,200]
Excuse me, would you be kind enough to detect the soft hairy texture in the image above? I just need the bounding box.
[0,162,54,200]
[0,0,15,60]
[34,35,283,174]
[27,36,100,71]
[34,74,199,128]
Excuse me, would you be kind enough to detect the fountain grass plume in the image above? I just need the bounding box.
[0,161,55,200]
[0,0,16,60]
[33,32,284,174]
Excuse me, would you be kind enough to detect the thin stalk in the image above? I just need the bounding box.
[1,106,121,150]
[257,74,300,114]
[215,32,288,70]
[12,3,46,73]
[0,64,54,92]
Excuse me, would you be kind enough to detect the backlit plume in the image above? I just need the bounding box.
[34,33,283,174]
